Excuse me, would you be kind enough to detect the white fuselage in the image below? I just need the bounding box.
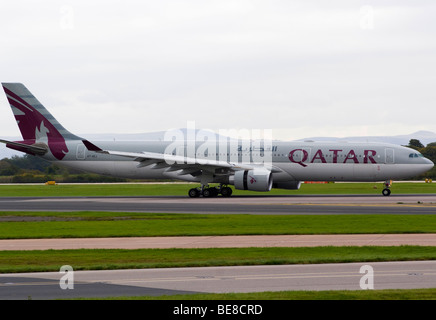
[56,140,434,184]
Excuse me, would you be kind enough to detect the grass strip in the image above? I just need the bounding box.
[1,246,435,273]
[0,213,435,239]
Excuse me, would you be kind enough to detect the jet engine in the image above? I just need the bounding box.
[231,169,273,192]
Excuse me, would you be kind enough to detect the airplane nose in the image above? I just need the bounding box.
[425,157,434,170]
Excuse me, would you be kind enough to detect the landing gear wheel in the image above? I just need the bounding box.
[202,188,213,198]
[382,188,391,196]
[189,185,232,198]
[188,188,200,198]
[203,187,219,197]
[221,186,232,197]
[211,188,219,197]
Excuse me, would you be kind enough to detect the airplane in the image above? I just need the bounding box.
[0,82,433,197]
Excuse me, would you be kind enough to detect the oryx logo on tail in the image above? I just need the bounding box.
[2,83,81,160]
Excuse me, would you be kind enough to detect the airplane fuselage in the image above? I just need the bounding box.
[52,139,433,184]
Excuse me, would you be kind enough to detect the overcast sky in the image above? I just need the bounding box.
[1,0,436,142]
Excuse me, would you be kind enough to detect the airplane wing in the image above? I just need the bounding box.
[82,140,282,174]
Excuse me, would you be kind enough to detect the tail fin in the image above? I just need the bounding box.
[2,83,82,160]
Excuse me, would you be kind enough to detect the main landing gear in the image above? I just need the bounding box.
[382,180,392,196]
[188,184,233,198]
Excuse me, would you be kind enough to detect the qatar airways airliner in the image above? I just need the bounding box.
[1,83,433,197]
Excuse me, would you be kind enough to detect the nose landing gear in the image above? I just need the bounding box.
[188,184,233,198]
[382,180,392,196]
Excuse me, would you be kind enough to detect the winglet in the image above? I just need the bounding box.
[82,140,103,152]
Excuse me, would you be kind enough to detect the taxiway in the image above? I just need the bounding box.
[1,261,435,300]
[0,194,435,214]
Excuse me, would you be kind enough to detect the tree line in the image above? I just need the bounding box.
[0,139,435,183]
[0,155,127,183]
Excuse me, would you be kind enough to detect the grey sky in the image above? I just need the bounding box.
[1,1,435,142]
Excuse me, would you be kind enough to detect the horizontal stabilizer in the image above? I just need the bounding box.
[0,139,48,155]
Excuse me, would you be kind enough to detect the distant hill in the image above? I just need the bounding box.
[1,130,436,159]
[297,131,436,146]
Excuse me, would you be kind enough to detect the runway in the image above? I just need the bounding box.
[1,261,435,300]
[0,194,436,214]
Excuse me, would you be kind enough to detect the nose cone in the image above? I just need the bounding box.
[424,157,434,171]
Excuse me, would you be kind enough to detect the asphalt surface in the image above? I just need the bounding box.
[0,194,435,300]
[1,261,436,300]
[0,194,435,214]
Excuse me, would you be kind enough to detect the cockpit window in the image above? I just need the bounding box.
[409,153,424,158]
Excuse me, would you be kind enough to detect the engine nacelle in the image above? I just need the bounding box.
[272,181,301,190]
[231,169,273,192]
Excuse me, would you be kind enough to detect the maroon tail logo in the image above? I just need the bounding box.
[4,87,69,160]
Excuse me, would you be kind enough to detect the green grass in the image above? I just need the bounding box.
[0,213,435,239]
[0,182,435,197]
[1,246,435,273]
